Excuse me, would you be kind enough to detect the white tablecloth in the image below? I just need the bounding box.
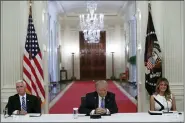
[1,113,184,122]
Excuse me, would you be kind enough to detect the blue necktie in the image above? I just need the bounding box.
[101,97,105,108]
[22,97,27,111]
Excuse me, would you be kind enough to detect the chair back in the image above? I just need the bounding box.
[81,96,86,105]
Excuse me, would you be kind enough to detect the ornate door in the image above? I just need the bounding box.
[80,31,106,80]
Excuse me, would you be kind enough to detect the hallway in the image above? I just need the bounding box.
[49,81,137,114]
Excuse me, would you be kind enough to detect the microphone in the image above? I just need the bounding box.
[163,99,172,114]
[94,96,97,114]
[166,100,170,112]
[167,101,168,112]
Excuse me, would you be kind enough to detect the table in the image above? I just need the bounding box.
[1,113,184,122]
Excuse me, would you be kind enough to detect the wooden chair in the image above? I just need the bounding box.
[119,68,129,82]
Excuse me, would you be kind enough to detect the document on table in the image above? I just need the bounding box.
[29,113,41,117]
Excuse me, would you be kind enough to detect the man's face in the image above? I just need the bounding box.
[16,82,26,95]
[96,84,108,97]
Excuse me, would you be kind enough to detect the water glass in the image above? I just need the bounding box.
[3,108,8,118]
[73,108,78,119]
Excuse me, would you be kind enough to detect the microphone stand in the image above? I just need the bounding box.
[163,99,172,113]
[167,100,169,112]
[94,97,97,114]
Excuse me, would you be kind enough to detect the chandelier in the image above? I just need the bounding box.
[79,1,104,43]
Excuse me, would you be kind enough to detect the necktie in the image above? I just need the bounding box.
[101,97,105,108]
[22,97,27,111]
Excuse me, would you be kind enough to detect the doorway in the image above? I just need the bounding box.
[79,31,106,80]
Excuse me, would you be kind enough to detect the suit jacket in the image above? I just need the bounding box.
[6,93,41,115]
[78,91,118,115]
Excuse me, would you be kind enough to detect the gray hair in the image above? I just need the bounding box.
[95,80,108,88]
[15,80,26,87]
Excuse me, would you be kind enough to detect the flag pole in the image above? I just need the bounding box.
[29,0,32,15]
[28,0,33,60]
[148,0,153,74]
[148,0,151,12]
[25,0,33,94]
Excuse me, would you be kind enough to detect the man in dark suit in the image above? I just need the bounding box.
[78,80,118,115]
[6,80,41,115]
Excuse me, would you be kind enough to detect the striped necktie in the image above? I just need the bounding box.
[22,97,27,111]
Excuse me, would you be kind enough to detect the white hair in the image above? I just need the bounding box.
[15,80,26,87]
[16,80,23,84]
[95,80,107,88]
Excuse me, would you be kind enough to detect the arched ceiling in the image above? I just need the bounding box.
[56,1,129,17]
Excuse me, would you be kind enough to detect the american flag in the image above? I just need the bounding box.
[23,14,45,103]
[147,57,155,70]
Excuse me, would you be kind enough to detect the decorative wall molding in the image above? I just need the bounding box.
[183,0,185,114]
[54,1,65,14]
[69,27,79,31]
[61,15,122,21]
[1,1,22,91]
[1,88,16,92]
[61,16,123,29]
[65,24,117,31]
[1,85,15,89]
[170,84,184,96]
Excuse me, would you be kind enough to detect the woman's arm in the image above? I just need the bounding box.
[150,95,155,111]
[171,94,176,111]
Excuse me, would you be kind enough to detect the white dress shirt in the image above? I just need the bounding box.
[90,95,110,115]
[13,94,27,114]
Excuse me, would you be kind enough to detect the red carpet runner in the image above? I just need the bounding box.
[49,81,137,113]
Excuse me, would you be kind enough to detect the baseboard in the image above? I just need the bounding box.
[49,82,74,109]
[112,81,137,105]
[106,79,120,81]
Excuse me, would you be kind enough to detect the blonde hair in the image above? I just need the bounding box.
[155,78,171,100]
[95,80,107,88]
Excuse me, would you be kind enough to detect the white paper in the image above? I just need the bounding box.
[148,110,162,114]
[29,113,41,117]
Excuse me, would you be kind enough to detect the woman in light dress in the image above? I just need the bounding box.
[150,78,176,111]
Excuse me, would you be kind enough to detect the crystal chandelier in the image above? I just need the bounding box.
[79,1,104,43]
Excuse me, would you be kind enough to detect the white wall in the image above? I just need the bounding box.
[1,1,50,113]
[60,16,125,79]
[136,1,184,112]
[1,1,22,97]
[162,1,184,112]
